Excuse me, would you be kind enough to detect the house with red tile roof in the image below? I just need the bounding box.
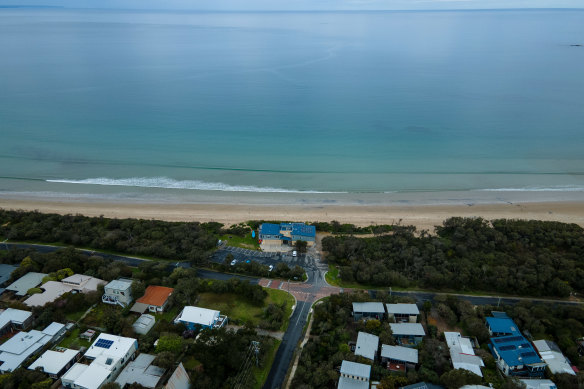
[130,286,174,314]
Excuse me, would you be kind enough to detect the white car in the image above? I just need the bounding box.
[268,265,273,272]
[292,251,297,257]
[230,259,237,266]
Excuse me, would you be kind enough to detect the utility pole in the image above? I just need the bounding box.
[252,341,260,367]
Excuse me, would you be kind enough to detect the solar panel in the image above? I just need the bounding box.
[500,345,516,351]
[95,339,114,349]
[519,343,531,349]
[521,352,537,358]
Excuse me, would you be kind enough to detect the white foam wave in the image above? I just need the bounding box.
[46,177,345,194]
[476,186,584,192]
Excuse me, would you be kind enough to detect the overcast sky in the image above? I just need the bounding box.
[2,0,584,10]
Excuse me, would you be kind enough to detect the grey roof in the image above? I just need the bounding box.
[130,302,149,314]
[381,344,418,364]
[400,382,445,389]
[390,323,426,336]
[6,272,47,296]
[533,339,575,376]
[0,264,17,287]
[164,362,190,389]
[386,303,420,315]
[338,376,369,389]
[105,278,132,291]
[355,332,379,361]
[352,302,385,314]
[115,353,165,388]
[340,360,371,379]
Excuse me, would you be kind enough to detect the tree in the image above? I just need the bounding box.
[377,375,409,389]
[440,369,482,389]
[101,383,122,389]
[154,351,176,370]
[295,240,308,254]
[156,334,185,355]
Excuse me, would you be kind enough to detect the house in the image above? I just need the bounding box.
[0,322,66,373]
[174,306,227,330]
[102,278,133,307]
[133,314,156,335]
[61,333,138,389]
[355,331,379,361]
[5,272,47,296]
[338,360,371,389]
[24,274,105,307]
[487,314,546,377]
[532,340,576,376]
[115,353,166,388]
[381,344,418,372]
[352,302,386,321]
[386,304,420,323]
[131,285,174,314]
[258,223,316,247]
[486,312,520,337]
[0,308,33,336]
[389,323,425,347]
[28,348,81,378]
[444,332,484,377]
[0,264,18,295]
[518,379,557,389]
[400,383,444,389]
[164,362,191,389]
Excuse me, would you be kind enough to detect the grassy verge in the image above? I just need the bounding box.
[65,309,87,322]
[252,339,281,389]
[58,327,93,350]
[197,288,294,331]
[220,232,260,250]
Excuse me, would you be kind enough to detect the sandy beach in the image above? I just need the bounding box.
[1,199,584,232]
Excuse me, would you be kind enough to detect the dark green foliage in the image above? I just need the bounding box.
[260,303,286,330]
[440,369,482,389]
[0,368,49,389]
[323,217,584,297]
[295,239,308,253]
[0,210,218,264]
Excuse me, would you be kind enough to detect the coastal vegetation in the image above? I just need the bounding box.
[323,217,584,298]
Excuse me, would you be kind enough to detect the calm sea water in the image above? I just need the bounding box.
[1,9,584,204]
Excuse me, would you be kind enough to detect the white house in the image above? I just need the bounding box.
[28,348,80,378]
[0,308,33,336]
[174,306,227,330]
[354,332,379,361]
[102,279,133,307]
[0,322,66,373]
[114,353,166,388]
[24,274,105,307]
[445,332,484,377]
[337,360,370,389]
[532,340,575,376]
[61,333,138,389]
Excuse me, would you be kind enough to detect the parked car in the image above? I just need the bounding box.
[292,251,297,257]
[268,265,273,272]
[230,259,237,266]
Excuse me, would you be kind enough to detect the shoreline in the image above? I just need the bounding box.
[1,198,584,231]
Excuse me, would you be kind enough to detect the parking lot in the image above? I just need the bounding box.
[210,245,318,271]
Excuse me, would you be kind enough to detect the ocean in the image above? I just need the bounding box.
[1,8,584,205]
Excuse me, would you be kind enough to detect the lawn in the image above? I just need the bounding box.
[220,232,260,250]
[58,327,93,350]
[197,288,295,331]
[252,339,281,389]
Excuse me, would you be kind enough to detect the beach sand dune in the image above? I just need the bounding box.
[1,199,583,232]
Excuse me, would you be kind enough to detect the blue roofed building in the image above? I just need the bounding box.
[259,223,316,248]
[486,313,546,377]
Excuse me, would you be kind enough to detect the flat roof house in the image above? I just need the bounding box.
[355,331,379,361]
[5,272,47,296]
[24,274,106,307]
[381,344,418,372]
[533,340,576,376]
[28,348,81,379]
[386,304,420,323]
[390,323,426,347]
[486,312,519,337]
[131,285,174,314]
[0,322,66,373]
[102,278,133,308]
[174,306,227,330]
[352,302,386,321]
[0,308,33,336]
[444,332,484,377]
[486,314,546,378]
[115,353,166,388]
[61,333,138,389]
[337,360,371,389]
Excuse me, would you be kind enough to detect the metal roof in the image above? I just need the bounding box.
[390,323,426,336]
[491,334,544,367]
[164,362,191,389]
[115,353,165,388]
[0,264,17,287]
[291,224,316,237]
[355,332,379,360]
[445,332,484,377]
[338,376,369,389]
[340,360,371,379]
[352,302,385,314]
[0,308,32,330]
[260,223,281,235]
[176,306,220,327]
[381,344,418,364]
[28,348,79,375]
[104,278,133,291]
[5,272,47,296]
[486,316,520,336]
[386,304,420,315]
[518,379,557,389]
[533,340,576,376]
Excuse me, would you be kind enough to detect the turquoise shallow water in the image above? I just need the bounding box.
[1,9,584,202]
